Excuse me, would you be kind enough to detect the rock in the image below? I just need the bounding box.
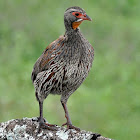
[0,117,112,140]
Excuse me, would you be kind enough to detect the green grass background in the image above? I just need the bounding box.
[0,0,139,140]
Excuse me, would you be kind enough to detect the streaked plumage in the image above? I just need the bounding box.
[31,6,94,131]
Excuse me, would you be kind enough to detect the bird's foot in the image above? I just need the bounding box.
[37,117,58,133]
[39,122,58,131]
[45,122,57,127]
[62,122,80,131]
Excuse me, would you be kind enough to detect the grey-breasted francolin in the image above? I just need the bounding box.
[31,6,94,131]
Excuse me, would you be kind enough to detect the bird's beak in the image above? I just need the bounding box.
[81,14,92,21]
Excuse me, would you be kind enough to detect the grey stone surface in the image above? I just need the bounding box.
[0,117,112,140]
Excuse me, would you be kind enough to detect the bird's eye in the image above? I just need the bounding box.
[75,13,79,16]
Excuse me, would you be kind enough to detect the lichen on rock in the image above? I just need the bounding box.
[0,117,112,140]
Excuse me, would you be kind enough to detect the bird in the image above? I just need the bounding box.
[31,6,94,131]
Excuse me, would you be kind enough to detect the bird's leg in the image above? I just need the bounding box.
[38,101,57,132]
[61,101,80,131]
[38,101,44,124]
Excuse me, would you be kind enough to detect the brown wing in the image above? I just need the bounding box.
[31,36,65,82]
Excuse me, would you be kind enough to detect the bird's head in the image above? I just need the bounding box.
[64,6,92,31]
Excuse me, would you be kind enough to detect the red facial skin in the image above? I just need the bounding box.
[72,12,92,21]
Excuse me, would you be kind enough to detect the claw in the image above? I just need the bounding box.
[45,122,57,127]
[62,122,80,131]
[62,122,67,126]
[37,122,58,133]
[68,124,80,131]
[37,117,58,132]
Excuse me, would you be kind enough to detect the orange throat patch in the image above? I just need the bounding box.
[72,21,83,30]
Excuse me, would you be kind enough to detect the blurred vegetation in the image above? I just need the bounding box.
[0,0,140,140]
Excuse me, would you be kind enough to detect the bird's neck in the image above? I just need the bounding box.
[65,28,82,39]
[64,18,82,37]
